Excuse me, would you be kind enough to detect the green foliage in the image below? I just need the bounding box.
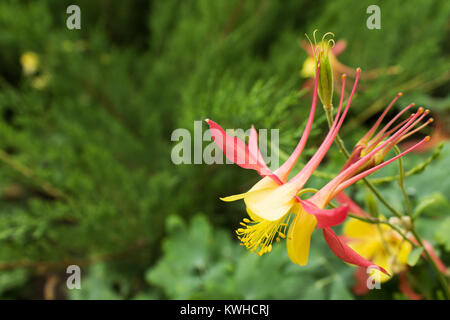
[407,247,424,267]
[146,214,354,300]
[435,218,450,252]
[0,269,29,298]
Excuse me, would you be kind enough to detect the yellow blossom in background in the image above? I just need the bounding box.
[20,51,50,90]
[343,217,412,282]
[300,56,316,78]
[20,51,40,76]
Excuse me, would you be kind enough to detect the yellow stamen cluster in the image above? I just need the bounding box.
[236,213,293,256]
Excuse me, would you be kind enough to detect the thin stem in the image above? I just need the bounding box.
[325,104,349,157]
[394,145,412,216]
[297,188,319,198]
[362,178,403,218]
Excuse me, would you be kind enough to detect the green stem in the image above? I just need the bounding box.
[324,105,349,157]
[363,180,403,219]
[394,145,412,216]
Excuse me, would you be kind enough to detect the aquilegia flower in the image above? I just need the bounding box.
[337,192,447,299]
[206,59,430,273]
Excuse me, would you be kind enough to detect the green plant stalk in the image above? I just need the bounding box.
[324,104,449,299]
[394,145,412,216]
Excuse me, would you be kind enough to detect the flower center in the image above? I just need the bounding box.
[236,211,294,256]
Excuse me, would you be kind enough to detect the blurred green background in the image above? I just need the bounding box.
[0,0,448,299]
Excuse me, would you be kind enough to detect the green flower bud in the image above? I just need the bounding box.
[317,44,334,108]
[306,30,335,108]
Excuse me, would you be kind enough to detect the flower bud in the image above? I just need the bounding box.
[304,31,335,108]
[317,44,334,108]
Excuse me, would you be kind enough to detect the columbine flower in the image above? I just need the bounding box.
[206,59,429,273]
[206,62,351,262]
[337,192,447,299]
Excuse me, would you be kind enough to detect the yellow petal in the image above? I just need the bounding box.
[246,206,260,221]
[371,252,392,283]
[245,181,298,221]
[343,218,378,240]
[220,193,248,202]
[349,239,381,260]
[220,176,279,202]
[248,176,279,192]
[397,241,413,265]
[286,205,317,266]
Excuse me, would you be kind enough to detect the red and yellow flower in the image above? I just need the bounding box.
[206,50,430,273]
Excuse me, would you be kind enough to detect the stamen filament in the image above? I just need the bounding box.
[334,137,430,194]
[311,108,426,205]
[398,118,433,142]
[370,103,415,143]
[365,115,413,152]
[360,92,403,144]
